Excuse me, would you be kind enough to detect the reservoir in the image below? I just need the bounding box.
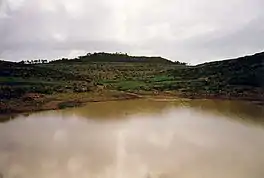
[0,99,264,178]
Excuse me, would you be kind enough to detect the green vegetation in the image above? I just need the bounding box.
[167,52,264,99]
[50,52,184,64]
[0,52,263,116]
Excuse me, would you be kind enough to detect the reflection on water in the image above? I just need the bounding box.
[0,99,264,178]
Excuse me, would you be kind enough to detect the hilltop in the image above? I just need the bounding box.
[0,52,263,117]
[48,52,182,64]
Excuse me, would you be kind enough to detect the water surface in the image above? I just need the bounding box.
[0,99,264,178]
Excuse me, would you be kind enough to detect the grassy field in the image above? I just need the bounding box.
[0,52,263,117]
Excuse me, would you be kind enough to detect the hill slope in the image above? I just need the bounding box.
[0,60,93,99]
[167,52,264,99]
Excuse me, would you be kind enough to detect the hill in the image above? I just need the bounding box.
[0,53,184,100]
[0,52,263,116]
[166,52,264,99]
[49,52,183,64]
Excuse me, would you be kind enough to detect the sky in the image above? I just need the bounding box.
[0,0,264,64]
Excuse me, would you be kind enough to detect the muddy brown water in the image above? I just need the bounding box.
[0,99,264,178]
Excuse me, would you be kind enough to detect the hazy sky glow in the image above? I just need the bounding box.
[0,0,264,64]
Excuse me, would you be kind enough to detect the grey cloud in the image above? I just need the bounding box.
[0,0,264,64]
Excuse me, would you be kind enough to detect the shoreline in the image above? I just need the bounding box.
[0,90,263,121]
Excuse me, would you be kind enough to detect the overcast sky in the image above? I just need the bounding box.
[0,0,264,64]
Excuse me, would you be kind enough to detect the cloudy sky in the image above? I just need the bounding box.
[0,0,264,64]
